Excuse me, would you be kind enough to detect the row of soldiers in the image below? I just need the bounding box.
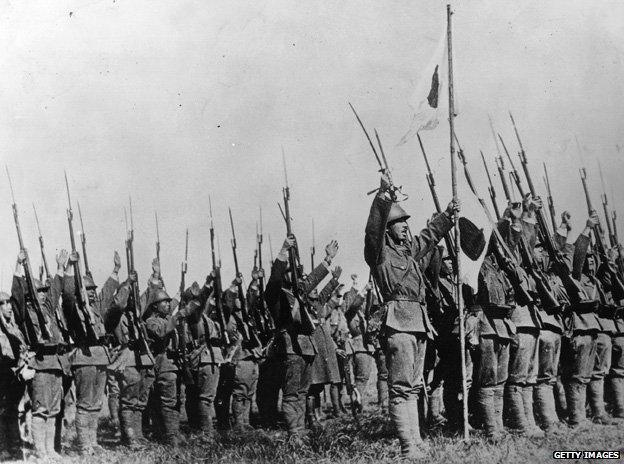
[365,171,624,459]
[0,226,388,460]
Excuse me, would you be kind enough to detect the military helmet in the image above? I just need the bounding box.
[148,288,171,308]
[387,202,410,224]
[0,292,11,303]
[83,275,97,290]
[34,278,49,292]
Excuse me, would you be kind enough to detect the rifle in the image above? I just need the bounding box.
[543,163,557,233]
[310,219,316,270]
[579,168,624,296]
[6,167,52,344]
[268,234,274,267]
[495,154,512,204]
[279,149,316,335]
[77,201,92,279]
[598,161,617,248]
[32,204,51,281]
[454,139,534,306]
[209,197,229,345]
[417,132,456,259]
[180,228,188,295]
[498,133,525,198]
[229,208,261,348]
[155,211,161,274]
[64,172,99,344]
[257,206,274,335]
[123,202,154,365]
[480,150,501,220]
[504,116,583,303]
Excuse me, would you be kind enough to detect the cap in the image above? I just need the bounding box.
[83,275,97,290]
[147,288,171,308]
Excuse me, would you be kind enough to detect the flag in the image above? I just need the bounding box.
[399,27,448,145]
[456,166,493,292]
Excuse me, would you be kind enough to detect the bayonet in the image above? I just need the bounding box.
[32,203,50,280]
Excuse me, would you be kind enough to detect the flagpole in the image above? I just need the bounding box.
[447,3,469,440]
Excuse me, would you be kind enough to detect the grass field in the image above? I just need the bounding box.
[9,399,624,464]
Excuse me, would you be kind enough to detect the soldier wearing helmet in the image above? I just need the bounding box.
[364,172,458,459]
[0,290,27,460]
[62,251,121,456]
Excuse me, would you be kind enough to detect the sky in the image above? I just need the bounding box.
[0,0,623,292]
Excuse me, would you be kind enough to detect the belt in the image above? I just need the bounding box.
[37,344,69,355]
[570,300,599,315]
[598,305,622,319]
[482,304,514,319]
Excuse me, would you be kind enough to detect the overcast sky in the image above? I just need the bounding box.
[0,0,623,291]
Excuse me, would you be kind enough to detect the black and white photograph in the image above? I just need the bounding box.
[0,1,623,462]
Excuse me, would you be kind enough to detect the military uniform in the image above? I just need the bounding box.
[364,191,452,456]
[215,285,260,431]
[62,271,118,454]
[12,271,70,458]
[144,290,199,446]
[264,253,330,438]
[0,293,28,460]
[103,278,155,446]
[307,277,340,423]
[182,282,223,434]
[560,232,601,426]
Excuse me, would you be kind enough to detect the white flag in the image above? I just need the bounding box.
[456,167,493,292]
[399,28,447,145]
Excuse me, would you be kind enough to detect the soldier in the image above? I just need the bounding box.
[103,254,155,448]
[215,275,261,432]
[327,286,353,415]
[306,266,342,425]
[264,236,339,443]
[503,196,544,438]
[0,290,29,460]
[426,251,476,432]
[63,251,119,455]
[343,275,375,411]
[364,173,457,458]
[608,245,624,419]
[559,212,602,427]
[532,239,568,432]
[12,250,71,459]
[143,287,202,447]
[182,277,224,436]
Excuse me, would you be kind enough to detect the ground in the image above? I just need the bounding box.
[9,400,624,464]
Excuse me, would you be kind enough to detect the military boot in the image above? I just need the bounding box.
[521,386,545,437]
[504,384,529,433]
[389,399,426,459]
[120,409,136,447]
[108,395,120,430]
[74,412,92,456]
[609,377,624,418]
[31,416,47,458]
[305,396,317,429]
[330,384,342,417]
[588,379,618,424]
[45,417,62,460]
[427,389,447,428]
[534,383,559,431]
[566,381,588,428]
[476,387,500,439]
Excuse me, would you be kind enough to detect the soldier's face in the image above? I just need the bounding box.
[388,220,408,242]
[0,299,13,320]
[156,300,171,316]
[37,290,46,304]
[587,256,596,273]
[86,288,97,303]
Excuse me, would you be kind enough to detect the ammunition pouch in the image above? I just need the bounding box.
[482,304,514,319]
[570,300,599,315]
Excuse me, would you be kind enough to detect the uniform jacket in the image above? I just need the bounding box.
[264,257,329,357]
[104,279,154,368]
[12,273,70,372]
[310,277,341,385]
[62,273,118,366]
[364,192,452,335]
